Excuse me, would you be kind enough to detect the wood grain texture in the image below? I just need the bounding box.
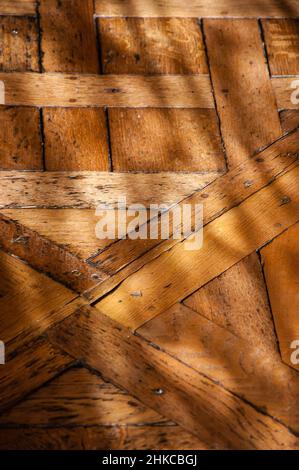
[0,214,108,293]
[183,252,278,355]
[0,106,42,170]
[261,222,299,370]
[95,0,299,18]
[49,305,299,450]
[43,108,109,171]
[109,108,225,172]
[99,18,208,75]
[263,19,299,76]
[0,337,74,413]
[95,165,299,329]
[0,16,39,72]
[280,110,299,133]
[0,426,207,450]
[0,1,35,15]
[0,171,217,208]
[0,367,166,426]
[40,0,99,73]
[272,76,299,109]
[205,19,281,167]
[88,129,299,300]
[137,303,299,431]
[0,73,214,108]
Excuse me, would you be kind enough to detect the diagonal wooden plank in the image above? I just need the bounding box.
[95,165,299,329]
[95,0,299,18]
[204,19,281,167]
[0,73,214,108]
[48,304,299,450]
[137,302,299,432]
[280,110,299,134]
[261,221,299,371]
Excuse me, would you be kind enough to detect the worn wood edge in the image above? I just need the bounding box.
[0,0,35,16]
[0,72,214,108]
[48,304,299,450]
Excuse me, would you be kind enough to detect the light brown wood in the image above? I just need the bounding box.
[0,426,208,450]
[0,1,35,15]
[0,367,166,426]
[40,0,99,73]
[109,108,225,172]
[95,0,299,18]
[0,16,39,72]
[43,108,109,171]
[99,18,208,75]
[0,214,108,293]
[88,129,299,299]
[0,171,217,208]
[49,304,299,450]
[95,165,299,329]
[204,19,281,167]
[0,337,74,413]
[138,302,299,431]
[0,73,214,108]
[280,110,299,133]
[261,222,299,370]
[262,19,299,76]
[183,252,278,355]
[272,76,299,109]
[0,106,42,170]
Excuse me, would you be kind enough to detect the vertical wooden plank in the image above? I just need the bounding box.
[0,17,41,169]
[43,108,109,171]
[261,222,299,371]
[99,18,224,172]
[40,0,99,73]
[262,19,299,76]
[0,107,42,169]
[204,19,281,167]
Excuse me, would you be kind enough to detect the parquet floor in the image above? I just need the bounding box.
[0,0,299,450]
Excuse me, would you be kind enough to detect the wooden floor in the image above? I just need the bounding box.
[0,0,299,450]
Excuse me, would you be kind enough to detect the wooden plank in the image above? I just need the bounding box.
[280,110,299,134]
[0,367,166,426]
[262,19,299,76]
[109,108,225,172]
[99,18,208,74]
[183,252,278,356]
[88,129,299,299]
[40,0,98,73]
[0,214,108,293]
[49,305,299,450]
[0,426,208,450]
[95,165,299,330]
[0,249,77,351]
[0,171,217,208]
[43,108,109,171]
[0,337,74,413]
[95,0,299,18]
[261,222,299,371]
[204,19,281,167]
[0,73,214,108]
[137,302,299,431]
[0,106,42,170]
[0,16,38,72]
[272,77,299,109]
[0,1,35,15]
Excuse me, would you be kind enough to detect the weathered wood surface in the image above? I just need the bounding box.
[272,77,299,109]
[0,1,35,15]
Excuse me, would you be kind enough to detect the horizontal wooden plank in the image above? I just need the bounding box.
[0,1,35,16]
[0,72,214,108]
[272,77,299,109]
[95,0,299,18]
[0,171,218,208]
[49,305,299,450]
[88,129,299,298]
[95,165,299,329]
